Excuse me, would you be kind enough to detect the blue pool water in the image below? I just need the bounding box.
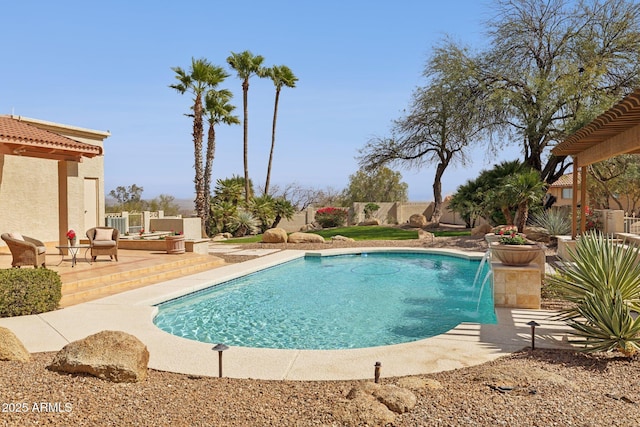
[153,252,496,350]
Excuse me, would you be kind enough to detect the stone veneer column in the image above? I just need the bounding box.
[492,262,541,309]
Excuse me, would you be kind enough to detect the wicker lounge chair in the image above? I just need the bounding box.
[1,232,47,268]
[86,227,119,261]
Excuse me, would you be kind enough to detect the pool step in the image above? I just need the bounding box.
[59,255,225,307]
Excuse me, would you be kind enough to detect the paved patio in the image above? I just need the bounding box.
[0,246,574,381]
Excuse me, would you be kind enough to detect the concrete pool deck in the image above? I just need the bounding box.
[0,248,574,381]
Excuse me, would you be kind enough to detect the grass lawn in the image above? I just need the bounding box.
[223,226,470,243]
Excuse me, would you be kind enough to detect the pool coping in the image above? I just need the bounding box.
[0,248,574,381]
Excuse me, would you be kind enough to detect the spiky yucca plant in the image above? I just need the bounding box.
[546,231,640,356]
[227,209,260,237]
[529,209,571,236]
[568,289,640,356]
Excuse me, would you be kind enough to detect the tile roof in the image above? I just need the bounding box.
[549,173,579,187]
[0,116,102,161]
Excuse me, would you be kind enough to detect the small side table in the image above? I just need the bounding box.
[55,244,91,267]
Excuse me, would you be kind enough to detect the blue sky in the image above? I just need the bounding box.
[1,0,522,202]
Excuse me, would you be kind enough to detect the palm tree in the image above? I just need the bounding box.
[226,50,267,204]
[170,58,226,234]
[479,160,527,225]
[264,65,298,195]
[203,89,240,233]
[500,169,547,233]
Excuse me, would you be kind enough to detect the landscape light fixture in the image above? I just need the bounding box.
[374,361,381,384]
[212,343,229,377]
[527,321,540,350]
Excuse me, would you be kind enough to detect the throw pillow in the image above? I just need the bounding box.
[8,232,24,241]
[94,228,114,241]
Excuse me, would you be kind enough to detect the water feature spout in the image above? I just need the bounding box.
[472,251,491,296]
[476,269,493,312]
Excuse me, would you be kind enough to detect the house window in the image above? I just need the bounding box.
[562,188,573,199]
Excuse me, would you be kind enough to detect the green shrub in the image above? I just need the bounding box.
[315,207,348,228]
[0,268,62,317]
[363,203,380,219]
[530,209,571,235]
[546,231,640,356]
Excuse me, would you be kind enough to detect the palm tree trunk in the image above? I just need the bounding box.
[516,202,528,233]
[203,124,216,237]
[193,95,206,236]
[501,206,514,225]
[242,79,250,204]
[265,88,281,195]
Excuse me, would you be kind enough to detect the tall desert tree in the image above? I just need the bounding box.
[203,89,240,232]
[461,0,640,183]
[264,65,298,195]
[170,58,228,233]
[226,50,268,204]
[358,42,490,225]
[340,167,408,205]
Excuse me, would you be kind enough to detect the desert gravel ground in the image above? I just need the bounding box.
[1,236,639,426]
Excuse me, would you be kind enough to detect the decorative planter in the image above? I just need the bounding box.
[485,233,502,244]
[490,242,540,266]
[165,235,185,254]
[68,238,77,247]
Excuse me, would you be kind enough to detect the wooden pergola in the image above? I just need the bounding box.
[552,88,640,238]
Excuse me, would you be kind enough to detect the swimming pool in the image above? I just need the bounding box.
[153,251,496,350]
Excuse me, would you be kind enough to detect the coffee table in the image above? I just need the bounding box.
[55,244,91,267]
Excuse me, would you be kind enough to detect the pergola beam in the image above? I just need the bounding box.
[552,89,640,239]
[577,122,640,167]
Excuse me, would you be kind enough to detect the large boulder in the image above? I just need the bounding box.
[287,232,325,244]
[262,228,288,243]
[212,232,233,241]
[471,223,493,236]
[423,202,435,221]
[48,330,149,383]
[299,223,319,232]
[0,327,30,362]
[334,382,417,425]
[348,382,417,414]
[523,226,551,243]
[334,391,396,426]
[358,218,380,226]
[331,235,355,243]
[408,214,428,228]
[418,229,435,242]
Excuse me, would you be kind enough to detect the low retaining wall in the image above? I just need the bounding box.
[118,238,209,253]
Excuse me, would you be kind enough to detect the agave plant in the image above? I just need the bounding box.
[567,289,640,356]
[529,209,571,236]
[546,231,640,356]
[226,209,260,237]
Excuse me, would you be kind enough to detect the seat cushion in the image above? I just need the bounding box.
[94,228,114,241]
[37,246,46,254]
[92,240,116,248]
[9,232,24,241]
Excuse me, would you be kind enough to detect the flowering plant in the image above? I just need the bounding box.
[500,233,528,245]
[315,207,348,228]
[583,207,602,231]
[66,229,76,240]
[492,225,529,244]
[494,225,518,235]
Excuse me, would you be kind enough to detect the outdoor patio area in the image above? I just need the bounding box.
[0,245,229,307]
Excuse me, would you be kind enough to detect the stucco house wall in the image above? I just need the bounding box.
[0,116,110,250]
